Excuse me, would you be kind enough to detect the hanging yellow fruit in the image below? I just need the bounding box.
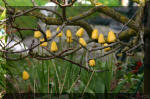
[22,70,30,80]
[107,30,116,43]
[56,27,63,37]
[34,31,42,38]
[98,33,105,44]
[50,41,58,52]
[79,38,87,47]
[76,28,84,37]
[66,29,72,38]
[104,43,111,52]
[46,29,52,39]
[91,29,98,40]
[89,59,96,67]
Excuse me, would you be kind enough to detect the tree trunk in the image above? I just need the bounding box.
[144,0,150,95]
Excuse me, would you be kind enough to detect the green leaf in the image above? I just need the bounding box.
[94,77,105,93]
[112,79,127,93]
[0,0,49,6]
[0,9,6,20]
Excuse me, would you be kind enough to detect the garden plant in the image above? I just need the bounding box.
[0,0,149,98]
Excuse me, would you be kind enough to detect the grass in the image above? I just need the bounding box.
[5,51,115,94]
[0,0,120,6]
[0,0,49,6]
[0,45,143,96]
[0,46,144,99]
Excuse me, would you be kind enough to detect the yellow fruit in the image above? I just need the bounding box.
[66,37,73,43]
[34,31,42,38]
[107,30,116,43]
[57,33,63,37]
[46,29,52,39]
[98,33,105,44]
[40,42,48,47]
[95,2,103,6]
[89,59,96,67]
[56,27,63,37]
[91,29,98,40]
[22,70,29,80]
[40,38,45,42]
[76,28,84,37]
[79,38,87,47]
[50,41,58,52]
[40,38,48,47]
[66,30,72,38]
[104,43,111,52]
[117,53,123,57]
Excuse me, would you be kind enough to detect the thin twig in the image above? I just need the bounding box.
[31,0,38,6]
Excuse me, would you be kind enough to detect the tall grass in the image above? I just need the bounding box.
[5,51,115,94]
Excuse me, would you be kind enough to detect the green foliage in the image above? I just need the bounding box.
[4,49,144,94]
[98,0,120,6]
[0,9,6,20]
[0,57,6,90]
[5,52,114,94]
[14,15,38,37]
[73,0,120,6]
[0,0,49,6]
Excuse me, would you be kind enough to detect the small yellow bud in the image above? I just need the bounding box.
[40,38,48,47]
[98,33,105,44]
[89,59,96,67]
[40,38,45,41]
[46,29,52,39]
[95,2,103,6]
[22,70,29,80]
[104,43,111,52]
[79,38,87,47]
[34,31,42,38]
[66,37,73,43]
[117,53,123,57]
[76,28,84,37]
[50,41,58,52]
[40,42,48,47]
[91,29,98,40]
[107,30,116,43]
[66,30,72,38]
[56,27,63,37]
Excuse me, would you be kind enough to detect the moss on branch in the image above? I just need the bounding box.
[30,11,93,37]
[68,6,139,32]
[30,11,137,41]
[0,6,141,41]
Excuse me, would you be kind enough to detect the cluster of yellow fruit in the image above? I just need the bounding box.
[88,29,116,67]
[34,27,64,52]
[34,27,86,52]
[34,27,116,67]
[76,28,87,47]
[91,29,116,52]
